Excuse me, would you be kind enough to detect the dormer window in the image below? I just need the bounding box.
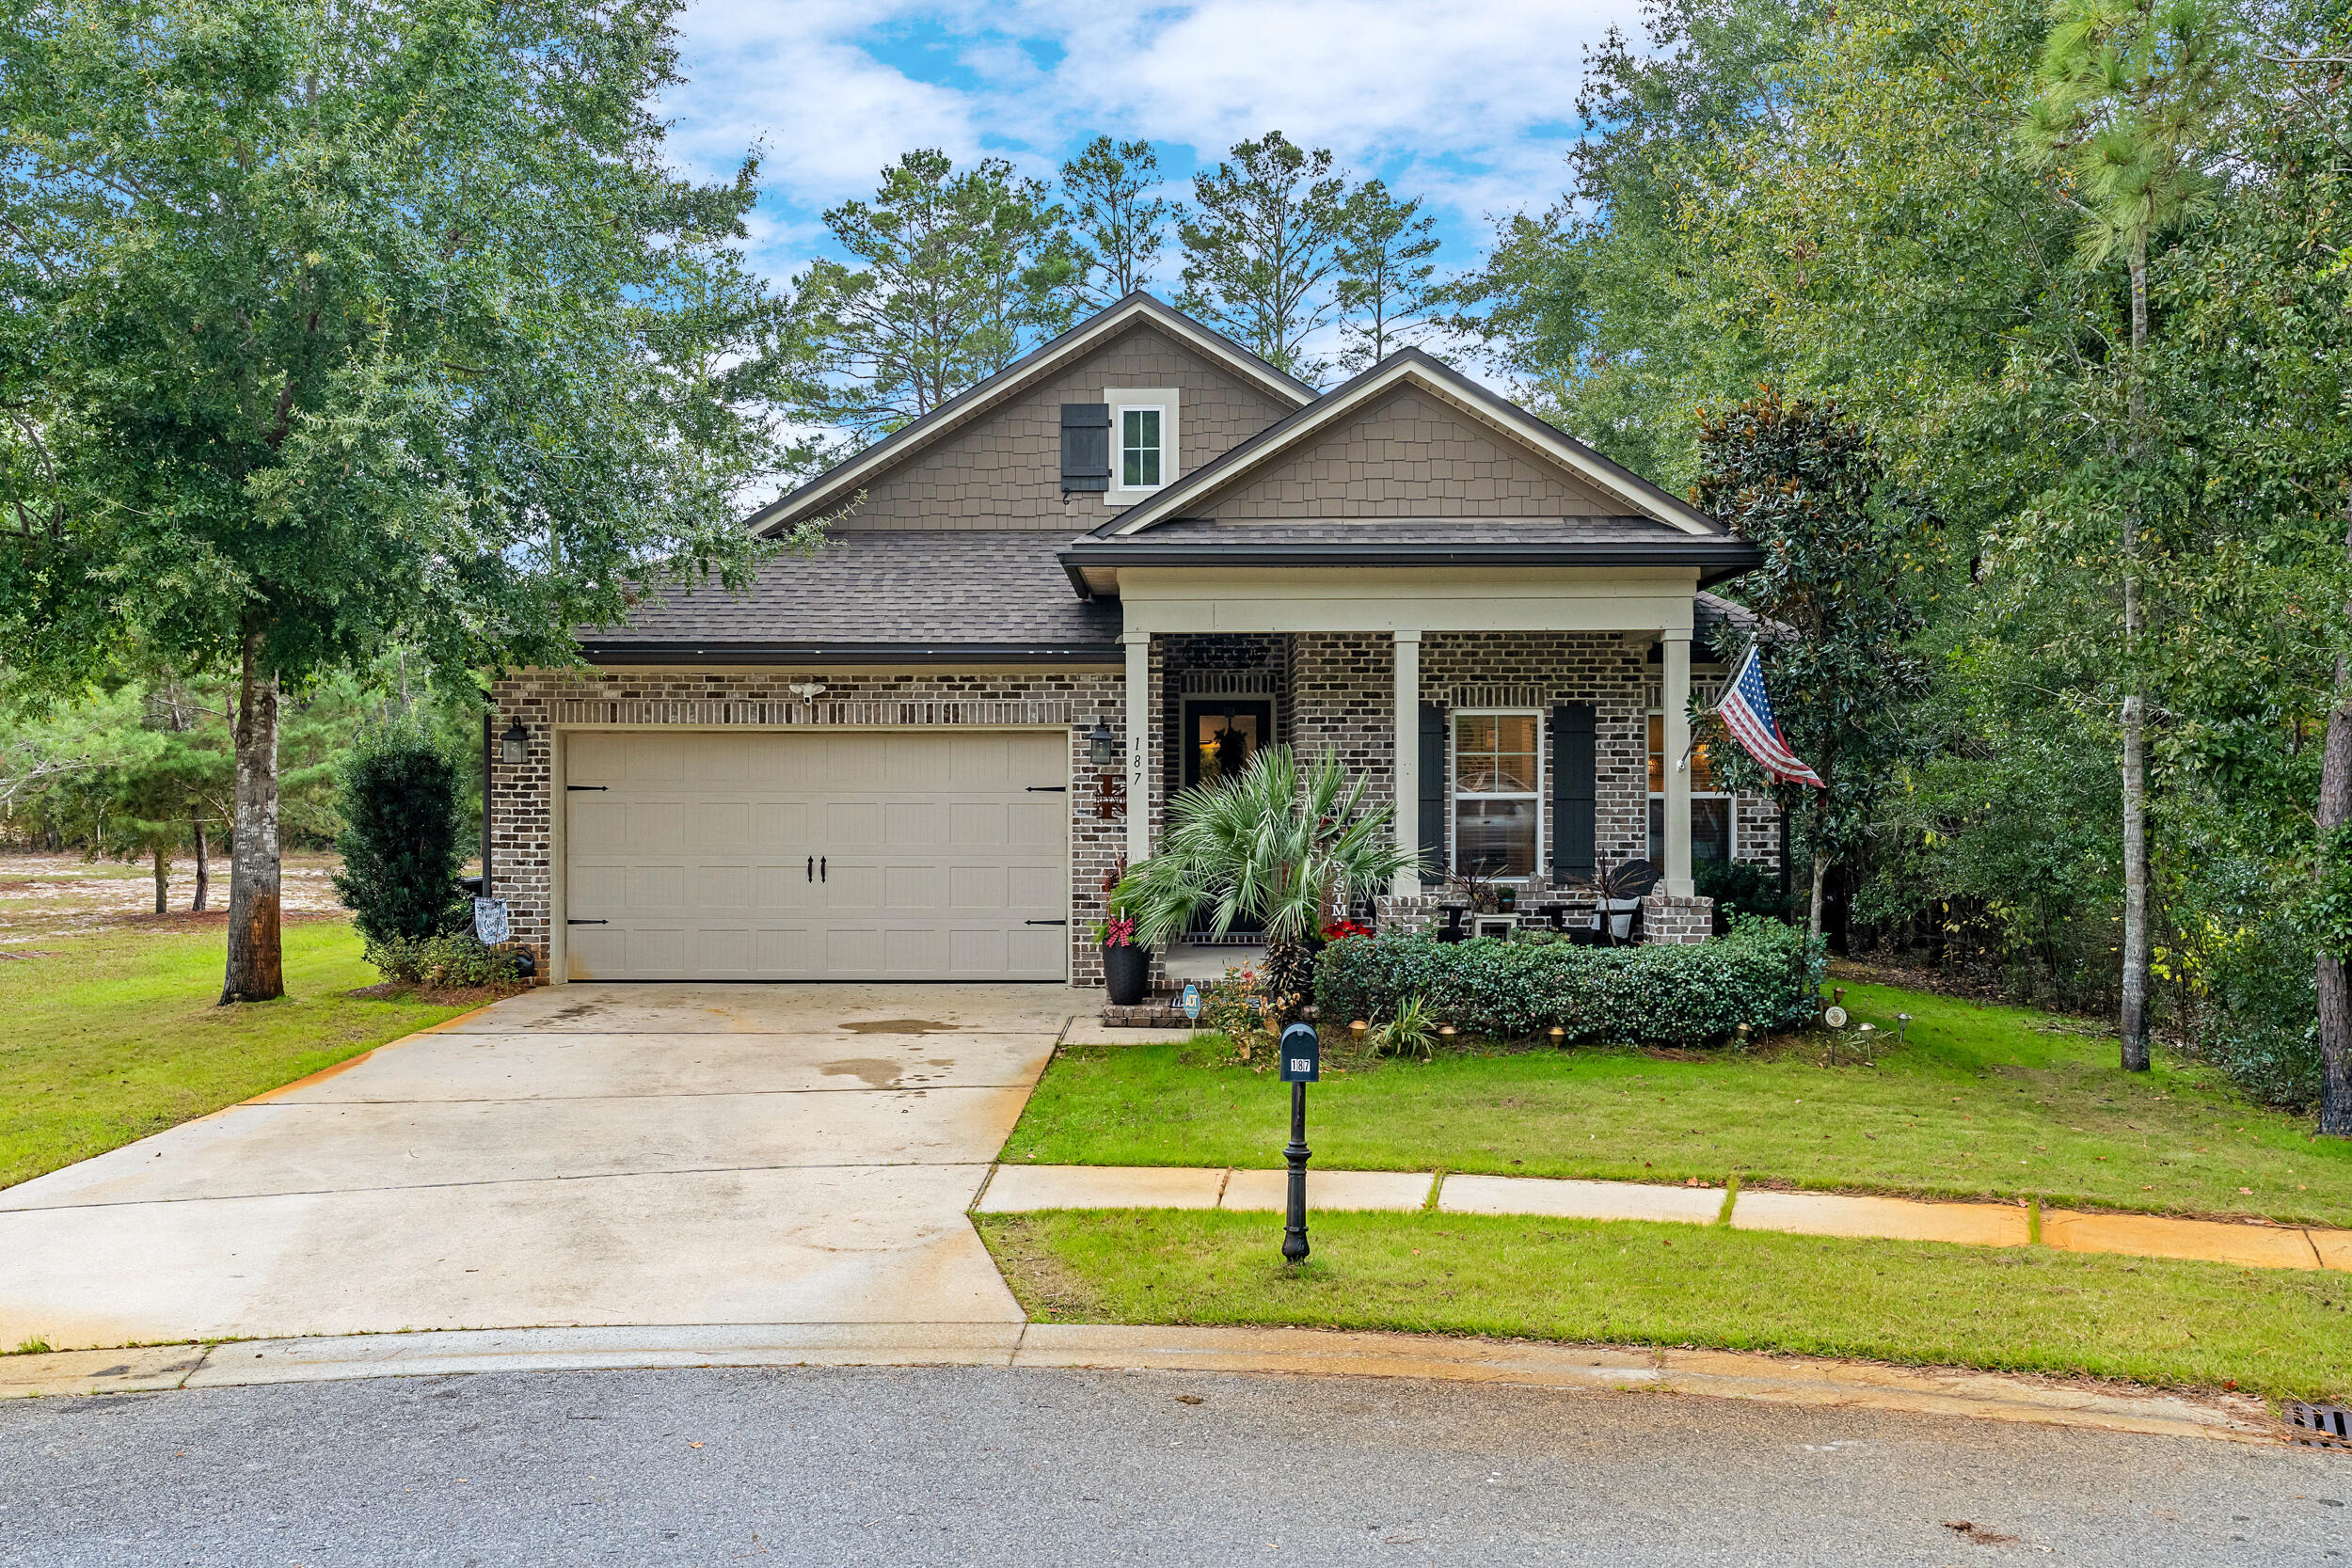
[1103,387,1179,504]
[1121,407,1163,489]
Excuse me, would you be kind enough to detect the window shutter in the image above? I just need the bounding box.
[1419,702,1447,885]
[1060,404,1111,493]
[1551,702,1597,882]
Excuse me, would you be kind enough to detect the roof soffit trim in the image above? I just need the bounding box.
[1099,351,1724,540]
[746,293,1319,538]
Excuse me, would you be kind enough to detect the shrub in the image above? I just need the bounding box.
[1315,917,1825,1047]
[364,931,519,990]
[334,722,468,946]
[1200,962,1277,1055]
[1695,857,1793,922]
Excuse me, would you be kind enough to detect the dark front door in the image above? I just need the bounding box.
[1180,697,1275,941]
[1182,699,1274,791]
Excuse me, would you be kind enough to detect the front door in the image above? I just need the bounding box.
[1182,698,1274,790]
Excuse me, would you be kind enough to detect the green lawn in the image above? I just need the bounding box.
[980,1208,2352,1401]
[0,921,481,1189]
[1009,980,2352,1227]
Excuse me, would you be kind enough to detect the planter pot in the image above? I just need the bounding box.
[1606,898,1640,942]
[1102,942,1151,1006]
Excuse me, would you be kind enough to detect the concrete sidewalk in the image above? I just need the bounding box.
[0,1322,2282,1445]
[977,1164,2352,1271]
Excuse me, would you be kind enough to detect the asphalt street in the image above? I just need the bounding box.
[1,1365,2345,1566]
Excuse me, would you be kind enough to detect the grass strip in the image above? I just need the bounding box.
[978,1208,2352,1402]
[1015,980,2352,1227]
[1,921,478,1189]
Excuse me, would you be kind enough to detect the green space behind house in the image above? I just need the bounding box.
[1009,980,2352,1227]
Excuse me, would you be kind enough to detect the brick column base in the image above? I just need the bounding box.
[1640,893,1714,945]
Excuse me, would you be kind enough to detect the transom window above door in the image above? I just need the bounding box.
[1454,711,1541,878]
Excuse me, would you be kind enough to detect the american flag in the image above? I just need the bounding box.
[1716,644,1824,789]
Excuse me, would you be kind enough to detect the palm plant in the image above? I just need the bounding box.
[1117,746,1419,1022]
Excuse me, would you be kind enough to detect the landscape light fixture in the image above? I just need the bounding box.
[500,719,529,766]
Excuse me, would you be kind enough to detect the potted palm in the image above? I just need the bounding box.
[1115,747,1418,1025]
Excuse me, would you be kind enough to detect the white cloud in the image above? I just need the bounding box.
[665,0,1638,256]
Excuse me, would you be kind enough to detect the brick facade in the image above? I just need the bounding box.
[491,638,1775,989]
[487,666,1126,986]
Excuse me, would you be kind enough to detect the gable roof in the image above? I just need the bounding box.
[1091,348,1726,539]
[746,293,1318,539]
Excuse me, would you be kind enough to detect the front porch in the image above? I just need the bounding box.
[1098,569,1775,960]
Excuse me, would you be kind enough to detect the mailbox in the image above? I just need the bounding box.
[1279,1021,1320,1083]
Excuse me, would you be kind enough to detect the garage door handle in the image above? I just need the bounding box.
[1025,919,1067,926]
[820,857,827,882]
[806,855,813,882]
[567,919,608,926]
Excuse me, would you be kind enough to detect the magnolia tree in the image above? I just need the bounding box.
[0,0,808,1002]
[1694,392,1931,939]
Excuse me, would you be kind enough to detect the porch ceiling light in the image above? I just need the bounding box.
[500,719,529,766]
[1088,717,1120,768]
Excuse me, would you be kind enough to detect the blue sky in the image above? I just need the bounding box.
[660,0,1646,316]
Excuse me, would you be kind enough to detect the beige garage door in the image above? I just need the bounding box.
[563,729,1069,981]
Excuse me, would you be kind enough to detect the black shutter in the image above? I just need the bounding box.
[1060,404,1111,492]
[1419,702,1447,885]
[1551,702,1597,882]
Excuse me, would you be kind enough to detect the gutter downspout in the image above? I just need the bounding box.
[481,710,493,899]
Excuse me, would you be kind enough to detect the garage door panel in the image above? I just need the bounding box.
[1007,862,1062,911]
[825,800,882,847]
[565,730,1066,980]
[1009,799,1063,845]
[882,800,940,847]
[1005,927,1063,973]
[947,864,1006,911]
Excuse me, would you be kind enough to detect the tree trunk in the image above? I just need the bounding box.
[2318,500,2352,1137]
[220,628,283,1004]
[190,817,210,912]
[151,844,167,915]
[1808,850,1829,939]
[2119,251,2153,1073]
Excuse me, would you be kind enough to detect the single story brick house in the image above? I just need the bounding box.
[487,293,1779,986]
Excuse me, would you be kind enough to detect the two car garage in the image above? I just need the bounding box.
[559,729,1072,982]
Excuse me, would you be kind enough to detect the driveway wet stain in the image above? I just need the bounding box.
[837,1019,959,1036]
[819,1056,961,1089]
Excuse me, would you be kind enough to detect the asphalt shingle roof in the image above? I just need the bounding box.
[582,531,1116,649]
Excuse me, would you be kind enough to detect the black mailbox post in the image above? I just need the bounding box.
[1279,1022,1319,1262]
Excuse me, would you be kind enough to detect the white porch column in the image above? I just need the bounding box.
[1391,630,1422,897]
[1662,629,1694,896]
[1122,631,1152,865]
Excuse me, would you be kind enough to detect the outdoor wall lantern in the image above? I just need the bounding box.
[1088,717,1121,768]
[500,719,529,766]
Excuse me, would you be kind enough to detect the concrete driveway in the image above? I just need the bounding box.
[0,985,1073,1350]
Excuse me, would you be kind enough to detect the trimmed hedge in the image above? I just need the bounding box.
[1313,918,1826,1047]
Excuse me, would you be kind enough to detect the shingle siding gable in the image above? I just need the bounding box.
[1184,386,1626,520]
[834,324,1294,531]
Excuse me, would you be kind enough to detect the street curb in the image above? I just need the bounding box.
[0,1323,2284,1445]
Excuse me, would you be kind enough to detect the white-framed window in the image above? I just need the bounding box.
[1103,387,1179,503]
[1451,709,1542,879]
[1120,405,1164,490]
[1646,708,1734,869]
